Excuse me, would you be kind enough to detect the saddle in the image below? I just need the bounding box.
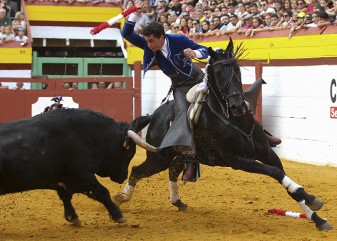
[186,77,265,128]
[186,84,209,128]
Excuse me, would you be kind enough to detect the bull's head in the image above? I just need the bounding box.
[110,115,159,184]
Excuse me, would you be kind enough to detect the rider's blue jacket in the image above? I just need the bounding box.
[121,20,209,78]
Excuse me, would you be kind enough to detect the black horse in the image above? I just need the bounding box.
[114,39,332,231]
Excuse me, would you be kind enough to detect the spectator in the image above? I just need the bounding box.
[123,0,134,10]
[219,14,233,31]
[63,82,70,90]
[291,0,300,13]
[201,0,209,9]
[281,10,293,28]
[317,10,334,27]
[274,0,285,14]
[227,14,242,32]
[12,11,26,32]
[163,21,172,33]
[167,11,177,25]
[70,82,78,90]
[307,10,320,26]
[200,20,211,36]
[246,16,264,37]
[179,17,189,34]
[212,16,222,30]
[297,0,308,13]
[249,2,261,16]
[114,81,123,89]
[306,0,317,14]
[259,0,276,18]
[263,12,273,27]
[13,82,25,90]
[195,9,205,23]
[15,27,28,45]
[134,6,151,32]
[91,83,98,89]
[283,0,293,12]
[170,0,182,16]
[288,11,307,38]
[171,22,180,34]
[1,0,11,17]
[2,25,15,43]
[237,13,254,34]
[235,3,247,19]
[143,0,156,22]
[319,0,335,15]
[227,3,236,16]
[0,8,11,27]
[209,1,217,10]
[157,0,170,13]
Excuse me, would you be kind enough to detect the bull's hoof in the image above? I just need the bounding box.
[317,221,333,231]
[308,198,324,211]
[110,215,127,223]
[112,194,126,207]
[172,199,188,211]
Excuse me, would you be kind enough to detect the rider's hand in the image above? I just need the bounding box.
[183,48,196,59]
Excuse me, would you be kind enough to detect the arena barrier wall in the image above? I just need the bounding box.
[0,76,140,123]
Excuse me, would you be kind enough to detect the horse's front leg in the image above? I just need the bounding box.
[231,157,333,231]
[169,156,187,211]
[113,152,172,207]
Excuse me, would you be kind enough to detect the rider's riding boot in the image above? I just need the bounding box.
[182,160,200,182]
[264,129,282,147]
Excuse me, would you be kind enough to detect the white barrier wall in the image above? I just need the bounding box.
[139,65,337,167]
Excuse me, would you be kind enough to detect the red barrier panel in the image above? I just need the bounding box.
[0,76,139,123]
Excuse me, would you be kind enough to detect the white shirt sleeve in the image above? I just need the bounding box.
[128,13,140,22]
[194,50,203,59]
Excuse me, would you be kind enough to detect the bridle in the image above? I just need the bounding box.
[210,56,244,105]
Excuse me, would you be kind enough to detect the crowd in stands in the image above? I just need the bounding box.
[123,0,337,38]
[63,81,123,90]
[0,1,28,46]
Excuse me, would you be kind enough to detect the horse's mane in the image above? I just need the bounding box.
[214,42,248,67]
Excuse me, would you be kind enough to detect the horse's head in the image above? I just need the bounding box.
[207,38,247,117]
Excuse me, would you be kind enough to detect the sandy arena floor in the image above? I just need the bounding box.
[0,148,336,240]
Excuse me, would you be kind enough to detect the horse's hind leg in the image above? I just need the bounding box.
[113,153,172,207]
[231,157,333,230]
[168,156,187,211]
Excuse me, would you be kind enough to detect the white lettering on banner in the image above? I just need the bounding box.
[330,107,337,119]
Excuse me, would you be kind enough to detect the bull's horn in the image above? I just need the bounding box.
[127,130,159,152]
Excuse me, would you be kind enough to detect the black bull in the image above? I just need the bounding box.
[0,109,156,225]
[113,40,333,231]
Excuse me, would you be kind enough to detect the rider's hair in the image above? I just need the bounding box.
[142,21,165,38]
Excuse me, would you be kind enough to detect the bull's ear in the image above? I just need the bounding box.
[208,47,217,59]
[130,115,152,133]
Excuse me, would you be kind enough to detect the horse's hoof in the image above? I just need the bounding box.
[317,221,333,231]
[308,198,324,211]
[112,194,126,207]
[111,215,127,223]
[172,199,188,211]
[70,218,81,226]
[65,215,81,226]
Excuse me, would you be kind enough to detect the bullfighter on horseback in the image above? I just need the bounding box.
[121,1,281,182]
